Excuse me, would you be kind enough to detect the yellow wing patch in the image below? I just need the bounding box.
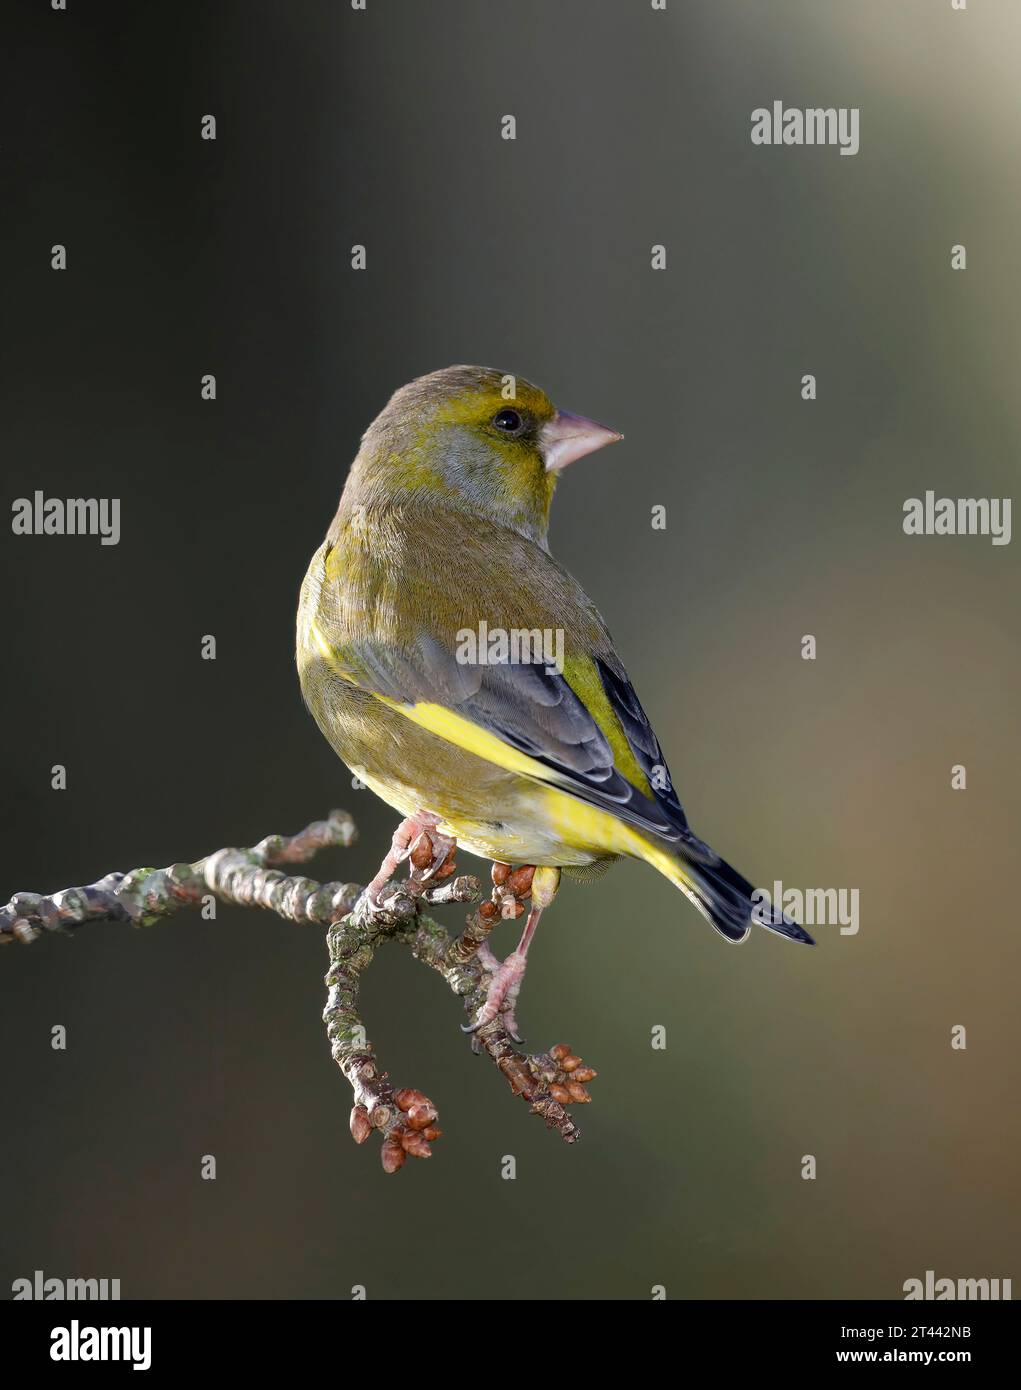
[561,654,652,797]
[309,622,668,856]
[309,621,574,786]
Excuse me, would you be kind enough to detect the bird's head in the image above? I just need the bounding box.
[346,365,622,547]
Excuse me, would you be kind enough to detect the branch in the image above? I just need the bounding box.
[1,811,597,1172]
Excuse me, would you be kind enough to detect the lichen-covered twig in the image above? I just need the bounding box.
[0,808,362,942]
[1,811,597,1171]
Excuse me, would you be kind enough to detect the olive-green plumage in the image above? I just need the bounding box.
[296,365,813,948]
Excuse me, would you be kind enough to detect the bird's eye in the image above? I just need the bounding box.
[492,408,524,434]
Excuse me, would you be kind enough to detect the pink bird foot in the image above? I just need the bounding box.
[363,811,456,907]
[466,946,529,1042]
[463,864,561,1042]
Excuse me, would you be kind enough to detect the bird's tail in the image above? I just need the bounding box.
[638,833,815,946]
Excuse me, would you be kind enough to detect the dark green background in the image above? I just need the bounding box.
[2,0,1017,1299]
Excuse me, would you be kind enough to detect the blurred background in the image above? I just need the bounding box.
[1,0,1018,1299]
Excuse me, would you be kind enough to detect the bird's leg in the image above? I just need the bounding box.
[363,811,456,907]
[475,940,503,975]
[464,865,561,1042]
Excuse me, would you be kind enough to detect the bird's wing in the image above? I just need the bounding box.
[319,628,700,848]
[303,517,715,858]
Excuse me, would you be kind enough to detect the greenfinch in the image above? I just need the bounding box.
[297,366,812,1037]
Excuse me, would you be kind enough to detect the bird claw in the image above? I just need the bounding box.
[362,813,458,908]
[460,1013,523,1042]
[464,948,527,1037]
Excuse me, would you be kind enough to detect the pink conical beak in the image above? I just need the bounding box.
[541,410,623,472]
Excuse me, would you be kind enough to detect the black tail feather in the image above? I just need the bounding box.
[684,851,815,946]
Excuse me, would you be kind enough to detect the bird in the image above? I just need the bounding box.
[296,365,813,1040]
